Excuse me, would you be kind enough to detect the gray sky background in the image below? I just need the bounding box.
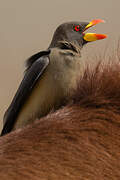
[0,0,119,131]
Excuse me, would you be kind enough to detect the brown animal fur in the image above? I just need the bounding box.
[0,61,120,179]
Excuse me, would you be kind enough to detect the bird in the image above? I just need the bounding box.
[1,19,107,136]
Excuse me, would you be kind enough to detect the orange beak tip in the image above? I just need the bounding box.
[92,19,105,24]
[95,34,107,40]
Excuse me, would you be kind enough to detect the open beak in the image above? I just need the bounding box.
[83,19,107,42]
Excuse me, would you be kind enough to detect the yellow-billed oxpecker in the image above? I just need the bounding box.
[1,19,107,136]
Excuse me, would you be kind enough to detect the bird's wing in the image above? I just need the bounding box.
[25,50,50,70]
[1,51,50,136]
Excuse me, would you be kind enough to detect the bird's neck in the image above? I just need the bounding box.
[49,39,82,55]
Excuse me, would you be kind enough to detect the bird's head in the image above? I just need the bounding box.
[49,19,107,48]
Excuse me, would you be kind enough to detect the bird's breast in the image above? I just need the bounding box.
[13,48,83,130]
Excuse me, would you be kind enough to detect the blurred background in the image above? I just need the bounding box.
[0,0,119,132]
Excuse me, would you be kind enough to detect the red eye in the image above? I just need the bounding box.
[74,25,80,32]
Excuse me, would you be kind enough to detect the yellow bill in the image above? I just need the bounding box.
[84,33,107,42]
[83,19,107,42]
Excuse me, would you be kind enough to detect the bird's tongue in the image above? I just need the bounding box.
[83,19,107,42]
